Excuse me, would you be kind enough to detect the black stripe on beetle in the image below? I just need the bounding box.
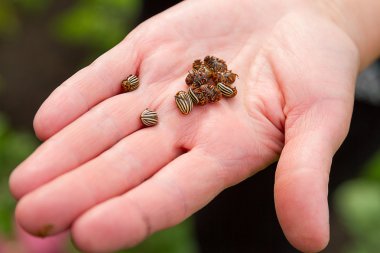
[175,91,193,115]
[140,109,158,127]
[217,82,237,98]
[188,87,200,105]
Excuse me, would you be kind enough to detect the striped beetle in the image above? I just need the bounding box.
[140,109,158,127]
[122,74,139,92]
[175,91,193,114]
[217,82,237,98]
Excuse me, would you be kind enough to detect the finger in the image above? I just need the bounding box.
[15,126,180,237]
[274,99,352,252]
[71,149,228,253]
[10,90,150,199]
[33,35,141,140]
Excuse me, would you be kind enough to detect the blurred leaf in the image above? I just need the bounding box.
[0,113,38,236]
[0,1,20,36]
[334,179,380,252]
[342,242,374,253]
[362,151,380,181]
[66,219,198,253]
[52,0,141,52]
[121,219,198,253]
[0,183,16,236]
[0,74,4,94]
[12,0,51,13]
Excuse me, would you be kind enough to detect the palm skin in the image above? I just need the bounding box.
[10,0,360,252]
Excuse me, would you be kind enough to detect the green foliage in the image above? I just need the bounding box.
[334,152,380,253]
[122,219,198,253]
[0,74,4,94]
[0,114,39,236]
[52,0,142,52]
[334,180,380,252]
[0,1,20,36]
[66,219,198,253]
[362,150,380,181]
[12,0,52,13]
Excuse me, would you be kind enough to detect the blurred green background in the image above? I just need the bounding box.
[0,0,380,253]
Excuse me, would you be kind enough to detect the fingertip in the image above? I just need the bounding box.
[9,170,22,200]
[71,217,109,253]
[283,215,329,253]
[33,92,73,141]
[33,84,89,141]
[9,166,29,200]
[15,191,62,238]
[9,157,44,199]
[286,227,329,253]
[275,171,330,252]
[33,88,64,141]
[15,196,40,236]
[33,106,52,141]
[72,200,147,253]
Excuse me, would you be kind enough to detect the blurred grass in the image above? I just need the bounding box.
[52,0,142,54]
[0,114,39,236]
[120,219,198,253]
[67,219,198,253]
[13,0,52,13]
[334,152,380,253]
[0,1,20,36]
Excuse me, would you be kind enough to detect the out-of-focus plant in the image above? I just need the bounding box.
[67,219,198,253]
[0,114,38,236]
[52,0,142,53]
[12,0,51,13]
[122,219,198,253]
[334,152,380,253]
[0,1,20,36]
[0,0,53,36]
[362,151,380,182]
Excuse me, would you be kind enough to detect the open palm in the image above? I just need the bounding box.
[10,0,359,252]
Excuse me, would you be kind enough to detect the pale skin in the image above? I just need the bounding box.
[9,0,380,252]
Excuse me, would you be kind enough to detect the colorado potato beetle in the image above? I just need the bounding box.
[122,74,139,92]
[175,91,193,114]
[140,109,158,127]
[217,82,237,98]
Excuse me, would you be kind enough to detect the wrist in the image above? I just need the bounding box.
[318,0,380,69]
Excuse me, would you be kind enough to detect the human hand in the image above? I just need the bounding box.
[10,0,372,252]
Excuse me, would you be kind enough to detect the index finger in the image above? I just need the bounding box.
[33,34,141,140]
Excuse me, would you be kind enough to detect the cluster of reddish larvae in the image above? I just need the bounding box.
[175,56,238,115]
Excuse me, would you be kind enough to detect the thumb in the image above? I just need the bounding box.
[274,98,353,252]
